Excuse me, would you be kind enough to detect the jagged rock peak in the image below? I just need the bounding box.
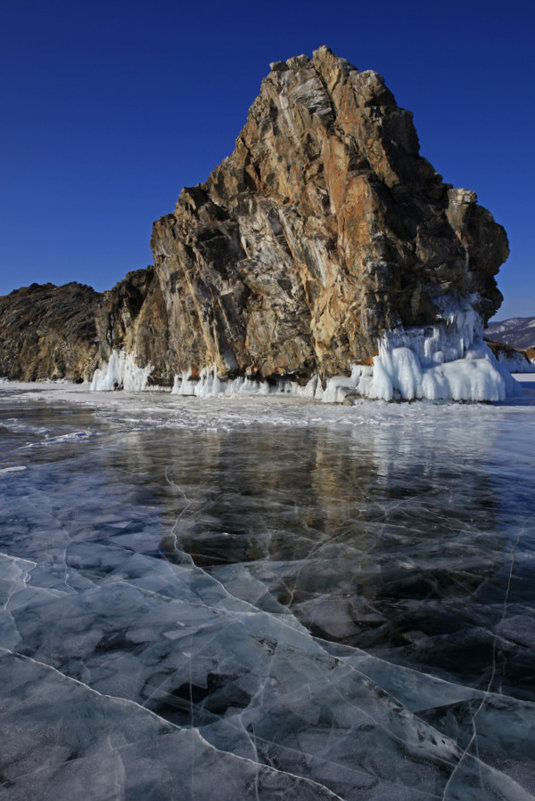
[135,46,507,394]
[267,45,388,105]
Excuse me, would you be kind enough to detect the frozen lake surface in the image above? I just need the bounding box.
[1,378,535,800]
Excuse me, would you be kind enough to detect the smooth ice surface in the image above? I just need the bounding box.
[1,379,535,800]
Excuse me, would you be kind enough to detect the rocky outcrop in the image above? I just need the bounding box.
[0,282,101,382]
[95,46,509,395]
[2,47,515,400]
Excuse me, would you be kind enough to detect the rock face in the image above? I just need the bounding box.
[94,268,172,386]
[94,45,508,391]
[0,282,101,382]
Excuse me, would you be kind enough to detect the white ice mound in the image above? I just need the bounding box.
[324,304,521,402]
[368,339,516,401]
[90,350,152,392]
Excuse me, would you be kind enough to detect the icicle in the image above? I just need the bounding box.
[91,350,152,392]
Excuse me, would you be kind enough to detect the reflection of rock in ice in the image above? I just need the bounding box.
[149,423,521,702]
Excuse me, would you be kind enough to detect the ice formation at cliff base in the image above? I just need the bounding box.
[91,308,521,402]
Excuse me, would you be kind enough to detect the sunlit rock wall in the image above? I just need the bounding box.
[94,46,512,399]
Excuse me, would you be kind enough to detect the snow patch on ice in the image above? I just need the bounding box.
[91,350,152,392]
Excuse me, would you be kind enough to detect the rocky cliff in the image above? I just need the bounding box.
[94,267,171,386]
[93,46,511,400]
[0,282,101,382]
[2,47,516,401]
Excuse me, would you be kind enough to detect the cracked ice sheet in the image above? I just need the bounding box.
[1,382,535,800]
[1,551,531,801]
[0,651,343,801]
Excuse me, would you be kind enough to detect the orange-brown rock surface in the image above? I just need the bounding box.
[95,46,507,385]
[94,268,172,386]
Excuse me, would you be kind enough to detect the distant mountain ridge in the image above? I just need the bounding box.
[486,317,535,349]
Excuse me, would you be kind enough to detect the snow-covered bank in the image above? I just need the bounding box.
[1,371,535,443]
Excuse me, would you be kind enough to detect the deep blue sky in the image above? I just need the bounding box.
[1,0,533,320]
